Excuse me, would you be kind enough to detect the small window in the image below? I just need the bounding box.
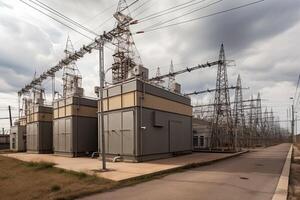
[12,138,16,149]
[193,136,198,147]
[199,136,204,147]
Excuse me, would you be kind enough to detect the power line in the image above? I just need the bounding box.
[132,0,154,18]
[138,0,198,21]
[294,74,300,108]
[21,0,117,52]
[131,0,152,14]
[144,0,223,31]
[29,0,98,36]
[19,0,94,40]
[140,0,208,24]
[141,0,265,33]
[120,0,140,12]
[82,2,118,26]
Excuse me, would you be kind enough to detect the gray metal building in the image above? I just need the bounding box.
[26,105,53,153]
[53,96,98,157]
[192,118,212,150]
[98,79,193,162]
[0,134,10,150]
[10,117,26,151]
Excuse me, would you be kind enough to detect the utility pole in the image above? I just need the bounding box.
[99,39,106,170]
[8,105,12,127]
[296,115,298,143]
[52,75,55,102]
[292,104,295,143]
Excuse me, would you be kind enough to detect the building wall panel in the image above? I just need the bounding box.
[137,92,192,116]
[122,111,134,155]
[108,112,122,154]
[109,96,122,110]
[122,92,135,108]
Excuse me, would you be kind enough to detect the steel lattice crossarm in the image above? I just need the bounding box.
[193,98,260,108]
[149,60,222,82]
[184,86,242,96]
[18,19,138,95]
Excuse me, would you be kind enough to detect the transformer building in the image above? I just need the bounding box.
[53,96,98,157]
[52,36,98,157]
[0,134,10,149]
[26,89,53,153]
[98,78,193,162]
[192,118,211,150]
[10,117,27,151]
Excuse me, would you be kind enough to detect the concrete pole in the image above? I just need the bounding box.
[52,75,55,103]
[234,127,238,152]
[292,104,295,143]
[8,105,12,127]
[18,93,21,119]
[99,40,106,170]
[296,115,298,143]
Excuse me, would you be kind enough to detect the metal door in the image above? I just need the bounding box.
[58,119,65,152]
[53,120,58,151]
[122,111,134,155]
[108,112,122,154]
[65,118,72,152]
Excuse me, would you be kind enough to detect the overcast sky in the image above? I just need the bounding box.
[0,0,299,133]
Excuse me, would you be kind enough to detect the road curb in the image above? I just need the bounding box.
[119,150,249,183]
[272,144,293,200]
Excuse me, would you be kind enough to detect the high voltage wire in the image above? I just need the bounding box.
[139,0,207,24]
[294,74,300,109]
[132,0,154,18]
[28,0,98,36]
[120,0,140,12]
[20,0,122,52]
[141,0,265,33]
[131,0,152,14]
[19,0,94,40]
[144,0,223,31]
[82,2,118,26]
[138,0,198,21]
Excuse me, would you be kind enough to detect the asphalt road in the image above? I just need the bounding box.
[81,143,290,200]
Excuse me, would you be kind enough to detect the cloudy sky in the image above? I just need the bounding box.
[0,0,299,133]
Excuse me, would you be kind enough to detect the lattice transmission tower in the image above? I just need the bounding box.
[168,60,175,90]
[254,92,263,144]
[210,44,233,150]
[62,36,82,98]
[154,67,164,86]
[111,0,143,83]
[262,107,269,145]
[233,74,245,147]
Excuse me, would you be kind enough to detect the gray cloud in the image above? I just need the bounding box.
[0,0,299,129]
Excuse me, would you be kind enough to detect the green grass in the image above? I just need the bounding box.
[58,169,89,179]
[24,161,55,170]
